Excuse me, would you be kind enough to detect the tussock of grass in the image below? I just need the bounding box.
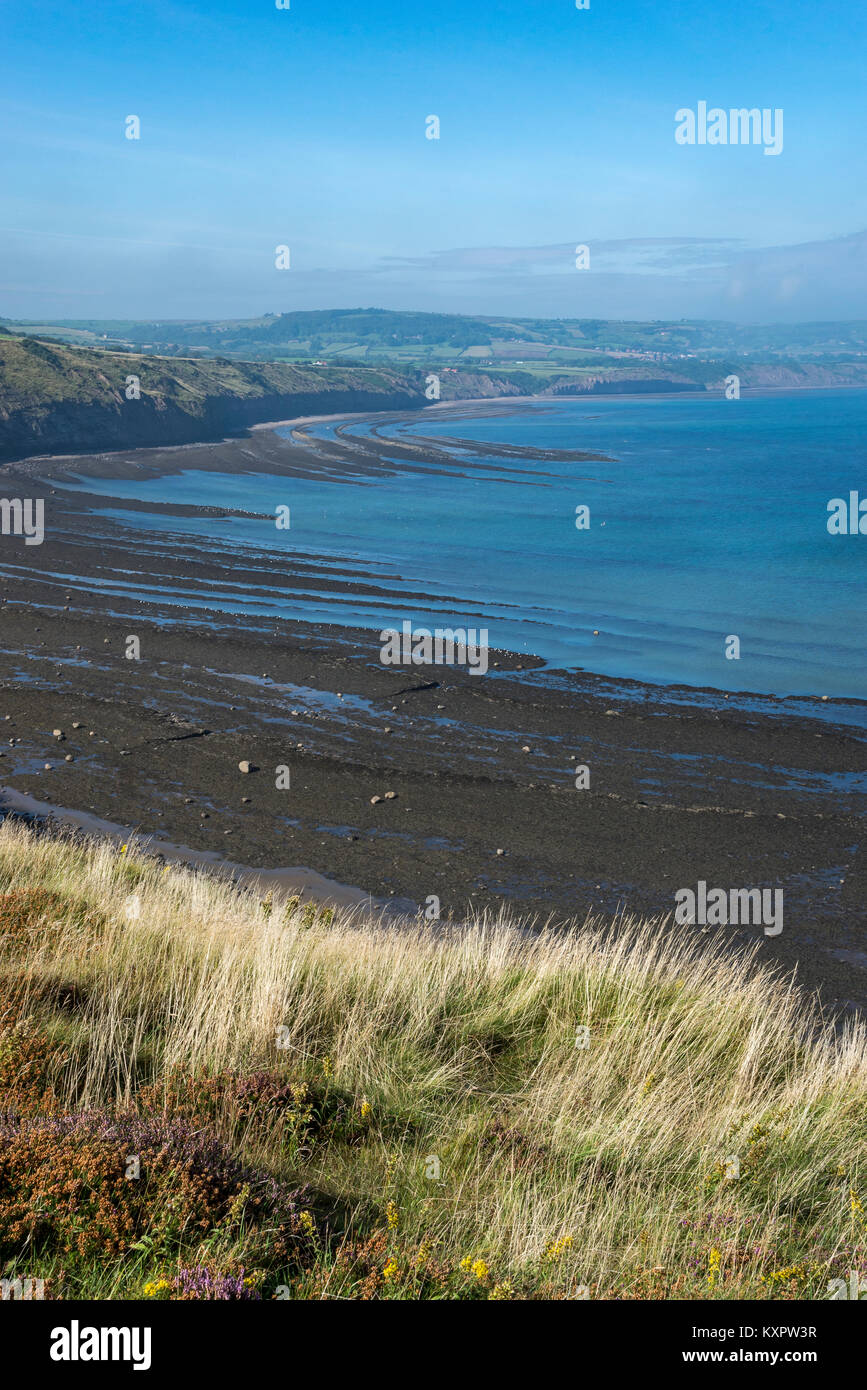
[0,819,864,1300]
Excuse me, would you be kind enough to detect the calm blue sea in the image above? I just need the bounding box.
[60,389,867,702]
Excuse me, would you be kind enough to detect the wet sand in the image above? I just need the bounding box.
[0,413,865,1014]
[0,786,386,911]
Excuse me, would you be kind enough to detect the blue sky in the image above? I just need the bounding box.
[1,0,865,321]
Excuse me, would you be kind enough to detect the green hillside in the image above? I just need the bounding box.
[7,308,867,365]
[0,336,423,460]
[1,820,864,1300]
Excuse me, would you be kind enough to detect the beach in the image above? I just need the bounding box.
[0,405,863,1016]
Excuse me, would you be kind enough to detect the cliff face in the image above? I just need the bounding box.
[0,339,425,461]
[0,387,426,460]
[540,374,704,396]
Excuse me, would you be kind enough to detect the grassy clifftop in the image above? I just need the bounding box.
[0,820,864,1300]
[0,336,424,460]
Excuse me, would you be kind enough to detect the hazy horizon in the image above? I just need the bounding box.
[8,303,867,331]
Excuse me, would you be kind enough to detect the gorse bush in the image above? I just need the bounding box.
[0,819,863,1300]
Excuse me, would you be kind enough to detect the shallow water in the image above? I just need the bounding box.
[56,390,867,703]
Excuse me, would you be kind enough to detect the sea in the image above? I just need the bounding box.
[58,388,867,706]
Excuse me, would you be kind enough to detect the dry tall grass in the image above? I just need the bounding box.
[0,818,864,1299]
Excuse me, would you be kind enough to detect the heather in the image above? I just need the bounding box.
[0,820,864,1300]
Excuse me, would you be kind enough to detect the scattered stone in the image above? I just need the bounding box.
[521,745,530,753]
[64,754,73,762]
[43,763,51,771]
[384,791,397,800]
[238,760,253,774]
[241,796,251,804]
[496,848,505,856]
[370,795,383,805]
[384,727,392,734]
[72,721,82,729]
[200,812,209,819]
[52,729,63,739]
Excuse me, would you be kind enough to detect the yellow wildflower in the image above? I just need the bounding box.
[471,1259,489,1281]
[386,1200,399,1231]
[383,1259,399,1282]
[360,1100,371,1121]
[760,1263,821,1288]
[545,1234,574,1261]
